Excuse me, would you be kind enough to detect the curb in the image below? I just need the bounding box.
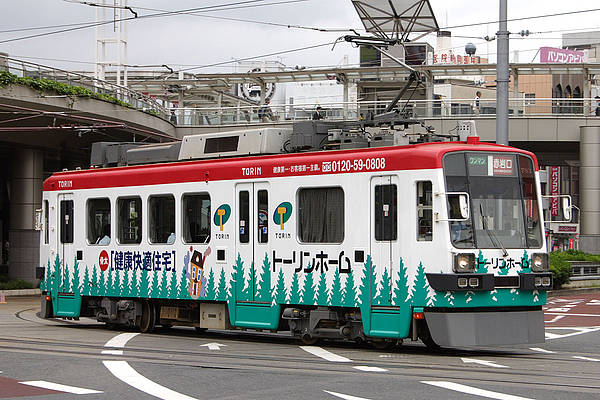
[0,289,41,297]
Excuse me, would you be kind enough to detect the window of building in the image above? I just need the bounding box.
[118,197,142,244]
[417,181,433,241]
[87,198,111,245]
[182,193,211,243]
[149,195,175,244]
[257,190,268,243]
[524,93,536,106]
[298,187,344,243]
[375,184,397,241]
[239,191,250,243]
[60,200,74,244]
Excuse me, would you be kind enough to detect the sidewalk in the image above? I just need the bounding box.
[1,288,41,297]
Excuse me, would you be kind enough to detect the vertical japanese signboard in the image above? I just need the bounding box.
[551,166,560,217]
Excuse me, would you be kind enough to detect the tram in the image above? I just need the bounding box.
[39,123,557,348]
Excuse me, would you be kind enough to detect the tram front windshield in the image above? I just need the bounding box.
[444,152,543,249]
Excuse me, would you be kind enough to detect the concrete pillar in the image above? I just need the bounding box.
[583,68,591,116]
[8,148,43,282]
[512,69,520,116]
[425,72,433,117]
[343,80,349,120]
[579,126,600,253]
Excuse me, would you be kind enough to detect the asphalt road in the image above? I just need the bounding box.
[0,294,599,400]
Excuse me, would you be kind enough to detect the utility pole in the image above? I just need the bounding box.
[496,0,509,145]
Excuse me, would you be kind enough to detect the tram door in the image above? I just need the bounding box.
[370,176,399,306]
[235,182,270,302]
[57,193,74,293]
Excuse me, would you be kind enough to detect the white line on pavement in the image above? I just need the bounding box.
[461,357,509,368]
[353,366,388,372]
[544,315,564,323]
[572,356,600,362]
[421,381,534,400]
[529,348,556,354]
[103,360,198,400]
[324,390,372,400]
[103,333,140,349]
[20,381,102,395]
[544,312,600,317]
[101,350,124,355]
[300,346,352,363]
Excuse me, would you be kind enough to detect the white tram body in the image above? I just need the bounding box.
[39,129,551,347]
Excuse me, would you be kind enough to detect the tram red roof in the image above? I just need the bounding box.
[43,141,539,191]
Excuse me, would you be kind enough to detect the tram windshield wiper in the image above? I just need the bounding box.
[479,203,508,257]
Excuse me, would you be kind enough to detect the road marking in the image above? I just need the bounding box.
[461,357,509,368]
[545,327,600,340]
[529,348,555,354]
[19,381,102,395]
[544,315,564,323]
[300,346,352,363]
[200,342,226,350]
[324,390,372,400]
[572,356,600,362]
[101,350,124,355]
[103,332,140,348]
[353,366,388,372]
[545,312,600,317]
[103,360,198,400]
[421,381,534,400]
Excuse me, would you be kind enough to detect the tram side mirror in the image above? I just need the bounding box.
[562,197,572,222]
[448,193,470,221]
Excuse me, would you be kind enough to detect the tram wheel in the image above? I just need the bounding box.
[300,333,319,345]
[139,301,156,333]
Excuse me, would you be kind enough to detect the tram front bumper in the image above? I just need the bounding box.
[425,309,544,347]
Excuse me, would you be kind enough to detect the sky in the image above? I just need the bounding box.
[1,0,599,74]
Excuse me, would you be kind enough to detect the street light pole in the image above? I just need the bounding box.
[496,0,509,145]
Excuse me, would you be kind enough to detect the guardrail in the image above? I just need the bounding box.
[167,97,600,126]
[569,261,600,280]
[0,56,169,119]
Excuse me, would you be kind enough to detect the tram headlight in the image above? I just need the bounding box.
[453,253,475,273]
[531,253,549,272]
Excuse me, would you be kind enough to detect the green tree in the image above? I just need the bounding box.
[288,272,301,304]
[106,267,114,296]
[203,267,215,300]
[301,269,315,305]
[62,261,71,293]
[122,269,131,297]
[168,267,178,299]
[274,268,286,304]
[157,268,168,298]
[375,267,391,306]
[90,265,99,296]
[411,262,435,306]
[342,270,356,307]
[256,253,272,302]
[329,270,343,305]
[358,256,372,306]
[81,265,90,296]
[139,268,149,298]
[216,268,227,300]
[393,258,410,306]
[315,273,328,305]
[178,267,190,299]
[475,251,489,274]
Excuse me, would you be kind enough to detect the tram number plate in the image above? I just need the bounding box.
[160,306,179,319]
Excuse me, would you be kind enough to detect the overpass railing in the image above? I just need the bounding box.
[167,98,600,126]
[0,57,169,119]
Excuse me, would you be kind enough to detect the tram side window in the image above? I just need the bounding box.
[149,195,175,244]
[87,198,111,245]
[44,200,49,244]
[118,197,142,244]
[239,191,250,243]
[298,187,344,243]
[375,184,397,241]
[416,181,433,241]
[60,200,74,244]
[182,193,211,243]
[258,190,268,243]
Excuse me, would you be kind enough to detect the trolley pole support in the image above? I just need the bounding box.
[496,0,510,145]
